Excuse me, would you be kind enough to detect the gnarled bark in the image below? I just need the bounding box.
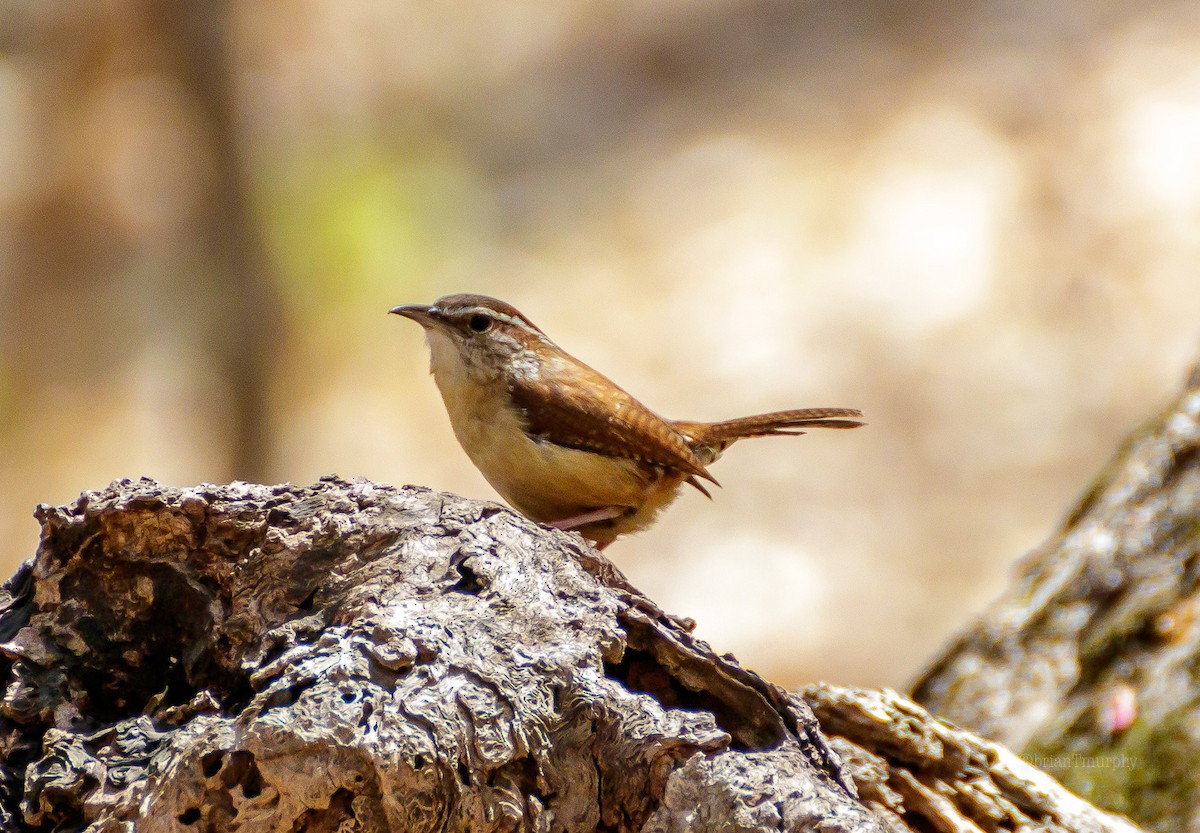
[0,478,879,832]
[0,477,1140,832]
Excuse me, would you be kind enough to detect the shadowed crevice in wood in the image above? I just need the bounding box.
[0,476,1148,831]
[0,477,887,832]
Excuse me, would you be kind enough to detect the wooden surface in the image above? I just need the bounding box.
[0,478,888,832]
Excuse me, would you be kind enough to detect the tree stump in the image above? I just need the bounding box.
[0,478,1142,832]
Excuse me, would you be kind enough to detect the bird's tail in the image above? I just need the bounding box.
[672,408,864,498]
[675,407,865,445]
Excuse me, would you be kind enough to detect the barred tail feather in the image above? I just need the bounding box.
[681,408,864,444]
[674,408,863,497]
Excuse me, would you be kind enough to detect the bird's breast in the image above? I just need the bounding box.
[430,363,671,523]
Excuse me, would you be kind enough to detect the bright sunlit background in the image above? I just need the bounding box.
[1,1,1199,690]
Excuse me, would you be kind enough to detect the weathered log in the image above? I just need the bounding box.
[0,478,880,832]
[806,684,1140,833]
[0,478,1141,832]
[912,362,1200,828]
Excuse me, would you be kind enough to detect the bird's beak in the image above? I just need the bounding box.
[389,304,437,327]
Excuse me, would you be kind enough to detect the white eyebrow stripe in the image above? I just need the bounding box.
[464,307,539,334]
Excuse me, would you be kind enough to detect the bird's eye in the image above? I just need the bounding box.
[468,314,492,333]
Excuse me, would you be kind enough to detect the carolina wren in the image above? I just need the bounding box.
[391,293,863,548]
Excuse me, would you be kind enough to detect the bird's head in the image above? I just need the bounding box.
[390,293,549,382]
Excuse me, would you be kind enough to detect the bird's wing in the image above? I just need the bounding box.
[507,357,717,485]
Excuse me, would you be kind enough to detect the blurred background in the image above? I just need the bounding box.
[1,0,1199,690]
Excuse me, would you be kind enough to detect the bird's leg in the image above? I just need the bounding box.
[545,506,626,532]
[545,507,628,550]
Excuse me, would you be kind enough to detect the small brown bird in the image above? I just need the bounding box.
[391,294,863,548]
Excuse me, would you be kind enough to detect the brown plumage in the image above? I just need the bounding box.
[508,361,717,484]
[391,293,864,548]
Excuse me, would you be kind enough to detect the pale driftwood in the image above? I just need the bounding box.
[804,684,1141,833]
[911,362,1200,829]
[0,478,1141,831]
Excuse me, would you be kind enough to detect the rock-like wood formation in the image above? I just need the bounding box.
[0,478,880,832]
[0,477,1143,832]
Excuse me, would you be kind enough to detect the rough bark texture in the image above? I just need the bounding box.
[912,362,1200,830]
[0,478,1141,832]
[0,477,885,832]
[805,684,1141,833]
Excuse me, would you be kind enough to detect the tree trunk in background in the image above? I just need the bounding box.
[0,479,1138,832]
[147,0,284,482]
[0,0,280,484]
[913,361,1200,829]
